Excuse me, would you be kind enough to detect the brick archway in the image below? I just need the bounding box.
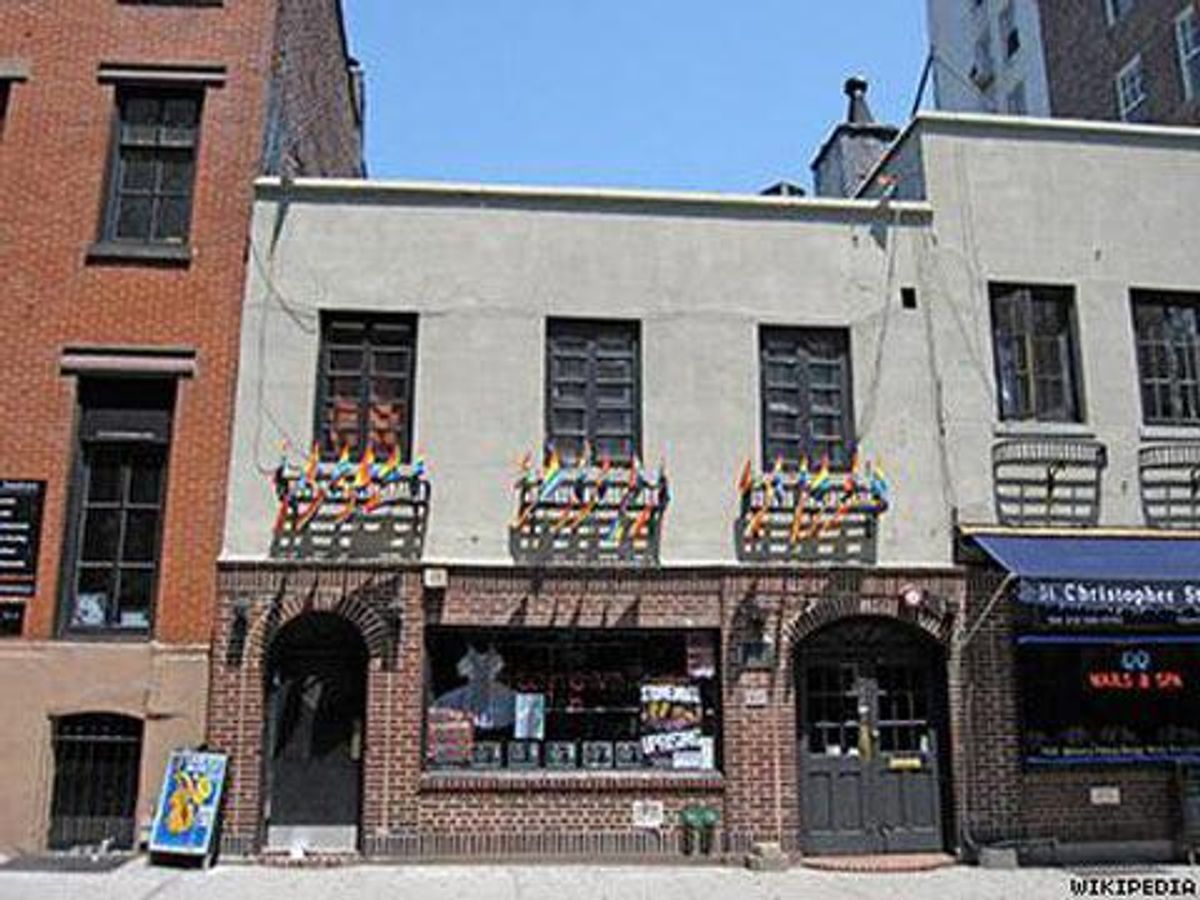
[782,593,953,658]
[245,587,392,664]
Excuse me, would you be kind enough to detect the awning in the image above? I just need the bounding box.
[969,532,1200,623]
[971,534,1200,582]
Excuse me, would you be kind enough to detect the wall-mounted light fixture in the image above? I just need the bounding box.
[738,594,775,670]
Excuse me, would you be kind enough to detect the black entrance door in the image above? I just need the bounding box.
[265,613,367,849]
[798,618,945,855]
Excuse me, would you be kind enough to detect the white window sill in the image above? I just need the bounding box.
[993,421,1096,440]
[1139,424,1200,443]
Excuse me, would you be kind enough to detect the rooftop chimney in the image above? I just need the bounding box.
[811,77,899,198]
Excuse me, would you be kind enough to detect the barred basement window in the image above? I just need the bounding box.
[546,319,640,464]
[1133,290,1200,425]
[102,87,202,244]
[316,314,417,459]
[760,326,855,469]
[990,283,1082,423]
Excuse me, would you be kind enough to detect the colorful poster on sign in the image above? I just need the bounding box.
[149,751,228,858]
[640,683,704,767]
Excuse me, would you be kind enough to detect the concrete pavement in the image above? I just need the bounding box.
[0,859,1197,900]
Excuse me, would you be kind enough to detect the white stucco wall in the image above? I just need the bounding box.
[223,189,945,566]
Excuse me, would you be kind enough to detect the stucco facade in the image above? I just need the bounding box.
[210,114,1200,862]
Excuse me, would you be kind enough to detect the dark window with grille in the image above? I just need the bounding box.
[102,87,202,244]
[48,714,143,850]
[759,327,854,468]
[317,315,417,459]
[1134,291,1200,425]
[61,380,174,636]
[990,284,1082,422]
[546,319,640,464]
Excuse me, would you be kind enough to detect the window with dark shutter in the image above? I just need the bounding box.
[759,327,855,469]
[546,319,640,464]
[316,315,417,459]
[102,87,202,244]
[990,284,1082,423]
[61,379,175,636]
[1133,291,1200,425]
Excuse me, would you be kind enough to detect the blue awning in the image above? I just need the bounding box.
[971,534,1200,582]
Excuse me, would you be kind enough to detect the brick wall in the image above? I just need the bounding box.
[209,562,966,859]
[1038,0,1200,124]
[0,0,361,644]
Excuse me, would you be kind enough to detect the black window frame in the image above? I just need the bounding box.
[545,318,642,465]
[314,313,418,461]
[989,282,1084,424]
[1132,289,1200,427]
[759,325,856,470]
[58,379,175,639]
[99,84,204,247]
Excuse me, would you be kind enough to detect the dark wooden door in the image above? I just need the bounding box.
[265,614,366,836]
[799,625,944,855]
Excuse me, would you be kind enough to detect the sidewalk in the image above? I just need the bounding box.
[0,859,1196,900]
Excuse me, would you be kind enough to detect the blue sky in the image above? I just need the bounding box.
[344,2,928,192]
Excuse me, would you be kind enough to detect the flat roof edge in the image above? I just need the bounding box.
[253,176,934,219]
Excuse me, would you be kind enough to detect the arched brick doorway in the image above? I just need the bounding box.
[263,611,368,851]
[794,615,951,855]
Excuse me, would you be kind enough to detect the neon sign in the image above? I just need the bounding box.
[1085,648,1185,693]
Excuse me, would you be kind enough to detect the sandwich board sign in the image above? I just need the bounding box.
[149,750,228,864]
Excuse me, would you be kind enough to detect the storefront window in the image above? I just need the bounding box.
[1019,638,1200,764]
[424,628,721,773]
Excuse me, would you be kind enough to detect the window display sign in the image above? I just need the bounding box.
[149,750,227,860]
[0,480,45,598]
[424,629,720,773]
[1019,579,1200,627]
[1020,639,1200,764]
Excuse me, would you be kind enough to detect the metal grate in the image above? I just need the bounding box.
[992,439,1107,527]
[510,465,667,566]
[48,714,143,850]
[1139,443,1200,530]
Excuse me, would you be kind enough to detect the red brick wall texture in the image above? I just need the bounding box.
[0,0,361,644]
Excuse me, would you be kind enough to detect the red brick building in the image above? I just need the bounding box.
[1039,0,1200,124]
[0,0,362,853]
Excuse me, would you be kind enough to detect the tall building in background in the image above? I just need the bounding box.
[0,0,363,855]
[928,0,1200,125]
[1039,0,1200,124]
[927,0,1052,115]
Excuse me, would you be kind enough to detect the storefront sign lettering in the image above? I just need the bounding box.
[0,480,45,598]
[1022,580,1200,611]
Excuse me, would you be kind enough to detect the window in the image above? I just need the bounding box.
[1133,291,1200,425]
[1104,0,1132,24]
[49,714,143,849]
[101,87,202,245]
[760,327,855,469]
[1020,640,1200,764]
[1178,7,1200,101]
[971,29,996,89]
[424,628,721,773]
[1000,3,1021,58]
[1006,81,1028,114]
[1116,55,1149,121]
[1105,0,1136,24]
[546,319,640,464]
[62,380,175,635]
[317,315,417,459]
[990,284,1082,422]
[0,83,9,139]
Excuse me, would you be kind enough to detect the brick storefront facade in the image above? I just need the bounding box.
[210,563,970,859]
[0,0,361,853]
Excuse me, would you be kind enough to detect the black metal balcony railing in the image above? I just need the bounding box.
[1139,443,1200,531]
[992,438,1107,528]
[735,460,889,564]
[270,447,430,561]
[509,456,669,565]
